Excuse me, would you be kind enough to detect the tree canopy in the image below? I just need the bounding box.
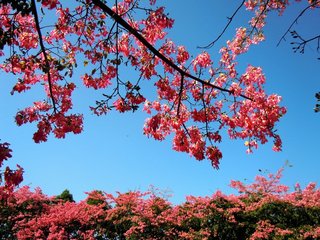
[0,0,296,168]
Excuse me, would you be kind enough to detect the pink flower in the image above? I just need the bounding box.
[193,52,212,72]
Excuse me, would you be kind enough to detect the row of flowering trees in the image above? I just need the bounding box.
[1,145,319,239]
[0,165,319,239]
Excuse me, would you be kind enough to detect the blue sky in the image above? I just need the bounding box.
[1,0,319,203]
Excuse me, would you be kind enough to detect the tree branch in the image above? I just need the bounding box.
[176,74,184,116]
[31,0,57,112]
[277,0,320,47]
[291,33,320,54]
[198,0,245,49]
[91,0,251,100]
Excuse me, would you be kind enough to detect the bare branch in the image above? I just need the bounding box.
[277,0,320,47]
[290,32,320,54]
[198,0,245,49]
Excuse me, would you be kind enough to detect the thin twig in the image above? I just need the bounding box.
[277,0,320,46]
[199,0,245,49]
[291,33,320,53]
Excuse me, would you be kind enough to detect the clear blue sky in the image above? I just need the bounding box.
[0,0,319,203]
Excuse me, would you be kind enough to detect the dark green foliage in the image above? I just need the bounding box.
[0,0,31,15]
[0,201,16,240]
[315,92,320,112]
[55,189,74,202]
[256,202,314,228]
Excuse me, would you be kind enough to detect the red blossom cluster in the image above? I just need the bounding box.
[0,168,319,239]
[0,142,23,200]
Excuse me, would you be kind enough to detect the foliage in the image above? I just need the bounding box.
[0,168,319,239]
[55,189,74,202]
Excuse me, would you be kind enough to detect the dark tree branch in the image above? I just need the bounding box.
[198,0,245,49]
[31,0,57,112]
[291,33,320,54]
[92,0,251,100]
[277,0,320,47]
[177,74,184,117]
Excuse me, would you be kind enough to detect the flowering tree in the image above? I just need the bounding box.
[0,0,297,168]
[1,168,319,239]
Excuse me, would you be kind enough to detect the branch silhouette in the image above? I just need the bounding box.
[198,0,245,49]
[31,0,57,112]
